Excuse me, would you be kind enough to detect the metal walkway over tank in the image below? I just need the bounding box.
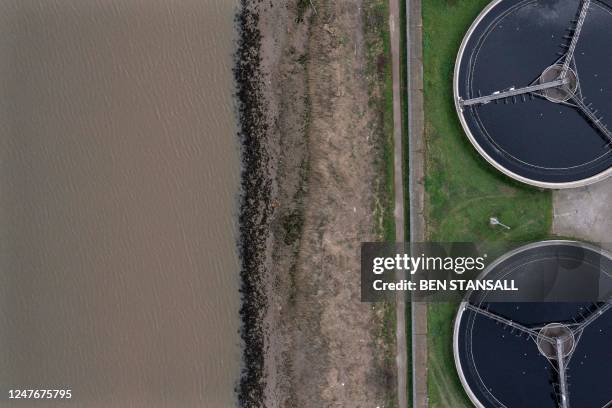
[464,303,555,342]
[571,97,612,144]
[561,0,591,78]
[571,300,612,333]
[459,79,569,107]
[556,338,570,408]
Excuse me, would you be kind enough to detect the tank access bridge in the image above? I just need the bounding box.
[459,78,569,106]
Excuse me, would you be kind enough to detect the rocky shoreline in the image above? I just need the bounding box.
[234,1,271,406]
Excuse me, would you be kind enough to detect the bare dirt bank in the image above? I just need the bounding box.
[236,0,396,406]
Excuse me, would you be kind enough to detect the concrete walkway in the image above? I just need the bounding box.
[553,178,612,251]
[389,0,407,406]
[405,0,428,406]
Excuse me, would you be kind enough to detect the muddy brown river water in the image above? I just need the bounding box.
[0,0,240,406]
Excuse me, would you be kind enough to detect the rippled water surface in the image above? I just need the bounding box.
[0,0,240,406]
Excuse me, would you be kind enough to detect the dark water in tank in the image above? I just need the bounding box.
[457,0,612,183]
[456,243,612,407]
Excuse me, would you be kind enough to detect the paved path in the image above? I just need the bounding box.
[405,0,428,406]
[553,178,612,251]
[388,0,407,406]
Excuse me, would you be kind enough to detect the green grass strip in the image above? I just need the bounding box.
[422,0,553,406]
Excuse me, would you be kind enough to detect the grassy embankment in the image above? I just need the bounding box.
[422,0,552,406]
[364,0,397,406]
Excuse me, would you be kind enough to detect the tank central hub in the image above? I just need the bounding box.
[536,323,576,359]
[540,64,578,103]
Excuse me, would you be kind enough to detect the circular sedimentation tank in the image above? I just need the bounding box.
[454,241,612,407]
[454,0,612,188]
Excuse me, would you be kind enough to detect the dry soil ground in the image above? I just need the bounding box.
[256,0,396,406]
